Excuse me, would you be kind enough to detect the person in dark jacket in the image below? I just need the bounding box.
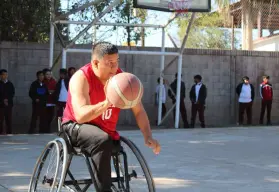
[236,76,255,125]
[54,68,69,117]
[0,69,15,134]
[259,75,273,125]
[28,71,49,134]
[168,73,189,128]
[189,75,207,128]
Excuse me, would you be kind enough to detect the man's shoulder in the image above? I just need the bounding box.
[31,80,37,85]
[237,83,243,87]
[7,81,14,86]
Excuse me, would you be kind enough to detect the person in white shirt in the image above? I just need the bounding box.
[54,69,69,118]
[236,76,255,125]
[155,78,167,124]
[189,75,207,128]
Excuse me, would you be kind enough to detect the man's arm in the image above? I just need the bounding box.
[70,70,110,124]
[251,84,255,101]
[131,102,160,154]
[259,84,263,99]
[189,85,194,102]
[11,82,15,98]
[29,82,36,100]
[132,102,152,141]
[204,85,207,100]
[236,84,240,96]
[271,84,273,100]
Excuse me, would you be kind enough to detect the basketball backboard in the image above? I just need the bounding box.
[133,0,211,12]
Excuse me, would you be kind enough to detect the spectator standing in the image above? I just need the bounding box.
[54,69,69,117]
[0,69,15,134]
[236,76,255,126]
[68,67,76,79]
[259,75,273,125]
[168,73,189,128]
[155,77,167,124]
[28,71,49,134]
[43,69,57,132]
[189,75,207,128]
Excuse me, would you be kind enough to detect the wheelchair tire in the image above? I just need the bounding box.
[120,136,156,192]
[28,138,69,192]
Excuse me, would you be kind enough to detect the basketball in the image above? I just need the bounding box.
[106,72,143,109]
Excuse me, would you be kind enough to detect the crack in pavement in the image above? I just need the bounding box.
[0,183,13,192]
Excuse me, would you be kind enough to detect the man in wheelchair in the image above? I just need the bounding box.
[61,42,161,192]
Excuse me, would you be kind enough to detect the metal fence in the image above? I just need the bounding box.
[178,0,279,51]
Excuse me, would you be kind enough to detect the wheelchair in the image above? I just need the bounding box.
[28,118,156,192]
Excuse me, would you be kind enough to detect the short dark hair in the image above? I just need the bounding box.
[263,75,270,79]
[43,68,51,75]
[92,42,118,60]
[242,76,249,81]
[36,71,43,77]
[68,67,76,71]
[194,75,202,80]
[59,68,67,75]
[0,69,7,75]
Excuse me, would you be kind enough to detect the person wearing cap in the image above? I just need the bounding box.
[168,73,189,128]
[259,75,273,125]
[236,76,255,125]
[189,75,207,128]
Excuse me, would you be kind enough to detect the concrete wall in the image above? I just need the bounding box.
[1,41,279,133]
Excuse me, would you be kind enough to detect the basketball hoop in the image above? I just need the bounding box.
[168,0,192,17]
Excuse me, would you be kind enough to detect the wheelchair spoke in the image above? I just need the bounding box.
[118,137,156,192]
[29,141,61,192]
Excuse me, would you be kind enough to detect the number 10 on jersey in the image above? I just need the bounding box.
[102,109,112,120]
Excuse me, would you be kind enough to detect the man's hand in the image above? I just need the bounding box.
[36,99,39,102]
[4,99,8,106]
[145,137,161,155]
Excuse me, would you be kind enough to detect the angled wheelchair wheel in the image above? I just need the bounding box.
[28,138,69,192]
[112,136,155,192]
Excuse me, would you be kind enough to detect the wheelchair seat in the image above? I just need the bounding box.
[58,127,122,157]
[58,130,85,156]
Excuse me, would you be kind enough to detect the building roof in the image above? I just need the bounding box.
[229,0,279,30]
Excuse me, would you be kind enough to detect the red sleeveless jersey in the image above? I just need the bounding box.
[63,63,122,140]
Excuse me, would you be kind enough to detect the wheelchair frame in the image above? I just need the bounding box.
[28,118,156,192]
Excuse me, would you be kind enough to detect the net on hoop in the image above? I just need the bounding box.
[168,0,192,17]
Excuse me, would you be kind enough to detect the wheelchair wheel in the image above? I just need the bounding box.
[113,136,155,192]
[29,138,69,192]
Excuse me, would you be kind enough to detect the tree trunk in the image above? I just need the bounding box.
[141,27,145,47]
[241,0,253,50]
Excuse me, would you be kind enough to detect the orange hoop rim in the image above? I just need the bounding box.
[174,9,189,13]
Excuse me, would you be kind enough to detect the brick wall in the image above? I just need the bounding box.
[1,41,279,133]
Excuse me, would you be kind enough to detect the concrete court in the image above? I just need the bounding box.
[1,126,279,192]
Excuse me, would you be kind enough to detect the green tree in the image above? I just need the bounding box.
[67,0,149,46]
[177,12,236,49]
[0,0,68,42]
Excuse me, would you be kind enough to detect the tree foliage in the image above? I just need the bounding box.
[0,0,68,42]
[67,0,149,45]
[177,12,238,49]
